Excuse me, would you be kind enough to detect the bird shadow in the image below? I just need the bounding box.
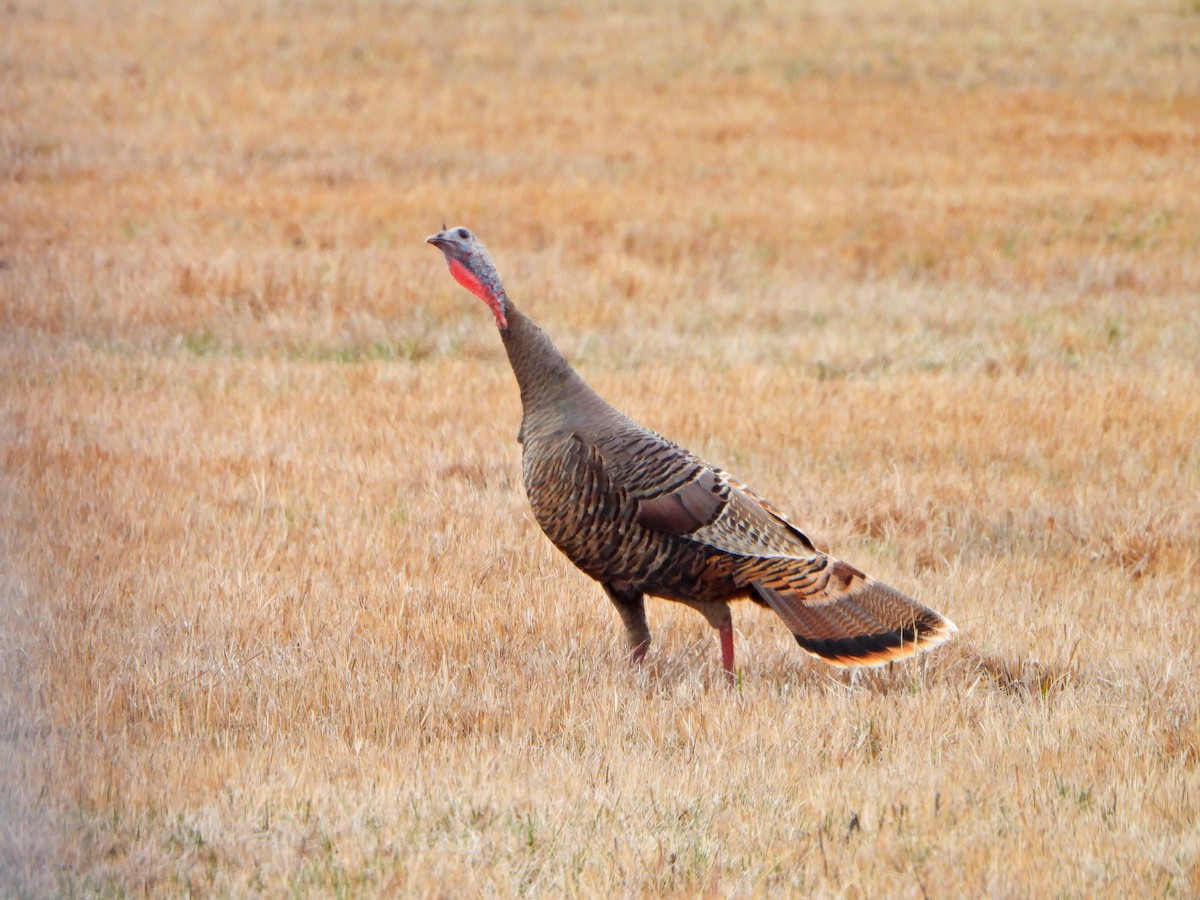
[770,637,1083,700]
[599,631,1083,702]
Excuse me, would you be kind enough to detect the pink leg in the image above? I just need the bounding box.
[718,617,736,684]
[629,641,649,667]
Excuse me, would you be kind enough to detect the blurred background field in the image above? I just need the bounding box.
[2,1,1199,895]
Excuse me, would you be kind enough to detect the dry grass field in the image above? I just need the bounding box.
[3,0,1200,895]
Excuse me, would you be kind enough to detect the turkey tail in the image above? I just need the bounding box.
[749,560,956,667]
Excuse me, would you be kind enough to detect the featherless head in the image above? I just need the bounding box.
[426,226,508,329]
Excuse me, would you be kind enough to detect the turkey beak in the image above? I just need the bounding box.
[426,233,453,252]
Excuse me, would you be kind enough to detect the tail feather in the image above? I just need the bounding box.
[749,563,956,667]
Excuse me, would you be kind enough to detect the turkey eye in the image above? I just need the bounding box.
[457,228,470,240]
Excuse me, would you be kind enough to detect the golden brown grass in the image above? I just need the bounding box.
[3,0,1200,895]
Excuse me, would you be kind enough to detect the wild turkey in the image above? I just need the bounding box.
[426,226,956,680]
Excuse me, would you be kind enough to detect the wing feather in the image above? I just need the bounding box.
[583,415,818,557]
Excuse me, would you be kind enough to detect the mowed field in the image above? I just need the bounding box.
[3,0,1200,894]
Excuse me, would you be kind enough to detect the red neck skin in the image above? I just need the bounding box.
[448,257,508,329]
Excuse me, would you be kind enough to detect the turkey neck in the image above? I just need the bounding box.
[500,301,609,438]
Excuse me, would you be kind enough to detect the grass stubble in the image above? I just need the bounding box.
[2,0,1199,895]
